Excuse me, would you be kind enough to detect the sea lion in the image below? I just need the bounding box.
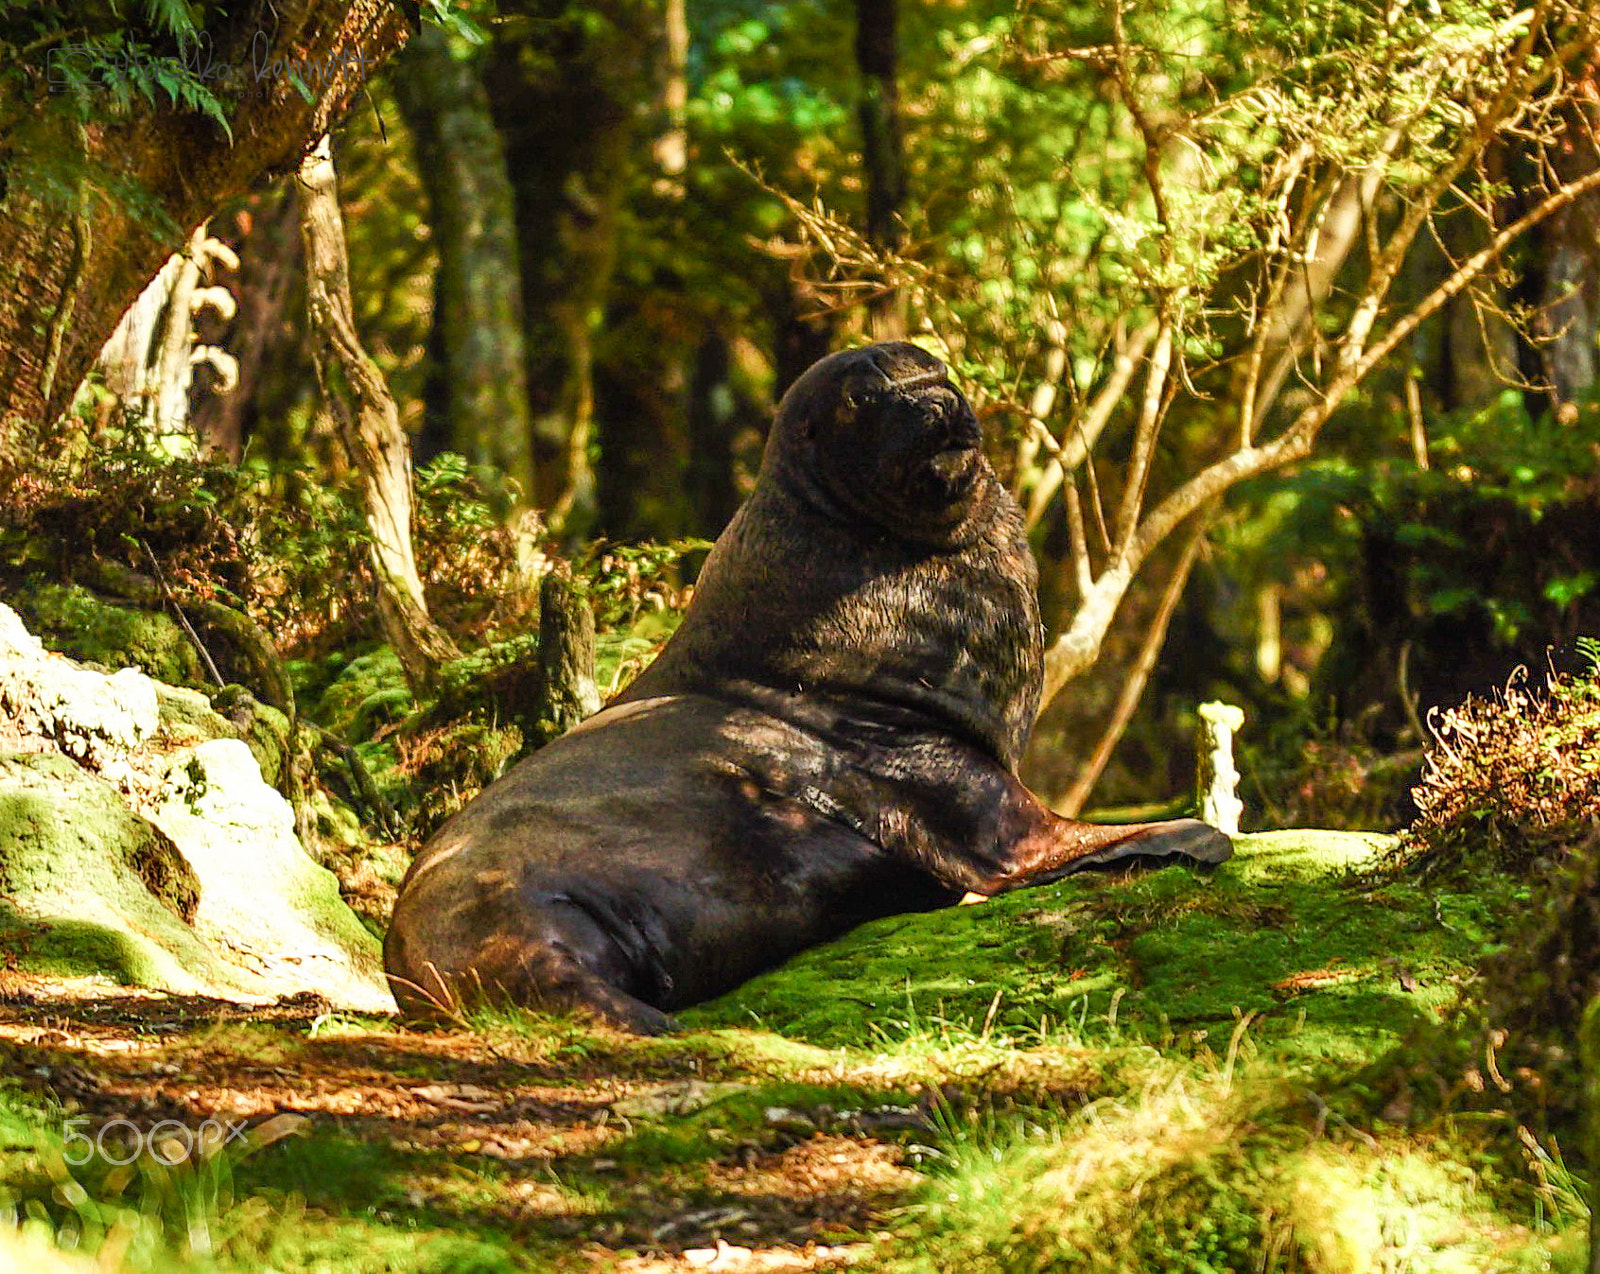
[384,341,1231,1032]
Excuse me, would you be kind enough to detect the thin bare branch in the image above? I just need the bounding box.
[1059,511,1210,815]
[1025,320,1154,529]
[1063,477,1093,598]
[1113,307,1177,559]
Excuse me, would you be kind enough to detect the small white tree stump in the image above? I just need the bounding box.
[1197,701,1245,835]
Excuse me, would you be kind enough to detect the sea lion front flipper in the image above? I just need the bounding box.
[1045,817,1233,877]
[908,763,1232,896]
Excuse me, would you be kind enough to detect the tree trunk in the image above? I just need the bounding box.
[482,0,657,531]
[1056,518,1209,815]
[1529,101,1600,416]
[298,136,461,692]
[854,0,906,339]
[684,330,753,536]
[0,0,406,455]
[535,569,601,738]
[655,0,690,182]
[190,184,305,464]
[390,24,535,500]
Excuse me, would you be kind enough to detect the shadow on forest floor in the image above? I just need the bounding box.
[0,832,1586,1272]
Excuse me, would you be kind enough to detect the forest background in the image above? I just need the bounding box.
[0,0,1593,825]
[2,0,1599,843]
[2,4,1600,1272]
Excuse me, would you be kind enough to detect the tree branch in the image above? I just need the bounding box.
[1059,511,1210,815]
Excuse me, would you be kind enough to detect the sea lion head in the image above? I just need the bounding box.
[764,342,1000,548]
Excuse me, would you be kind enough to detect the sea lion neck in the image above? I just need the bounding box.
[616,469,1042,770]
[615,343,1041,766]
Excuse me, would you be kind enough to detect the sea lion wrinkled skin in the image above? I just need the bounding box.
[384,342,1231,1032]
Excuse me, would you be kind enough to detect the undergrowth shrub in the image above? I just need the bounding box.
[1467,828,1600,1137]
[1374,642,1600,1148]
[0,443,536,656]
[1244,722,1420,831]
[1400,643,1600,880]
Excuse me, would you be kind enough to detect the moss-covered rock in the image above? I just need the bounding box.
[148,738,391,1011]
[685,831,1492,1071]
[0,605,159,778]
[154,682,291,788]
[0,752,246,992]
[209,684,291,786]
[10,582,204,687]
[0,602,389,1009]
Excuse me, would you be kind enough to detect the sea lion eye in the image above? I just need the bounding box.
[839,372,887,416]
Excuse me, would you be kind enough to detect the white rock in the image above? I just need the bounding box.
[152,739,392,1012]
[0,602,391,1012]
[0,604,159,768]
[0,603,44,659]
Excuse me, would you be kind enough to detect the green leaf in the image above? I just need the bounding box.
[1544,572,1599,609]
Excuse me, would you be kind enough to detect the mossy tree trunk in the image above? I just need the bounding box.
[298,136,461,693]
[535,569,601,737]
[390,24,535,501]
[0,0,406,451]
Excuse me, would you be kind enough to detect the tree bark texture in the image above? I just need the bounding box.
[298,136,461,692]
[391,25,535,500]
[1527,98,1600,413]
[535,569,601,739]
[0,0,406,447]
[655,0,690,180]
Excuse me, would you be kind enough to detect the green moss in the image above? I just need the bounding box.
[312,646,413,739]
[155,683,236,742]
[209,685,291,785]
[897,1063,1577,1274]
[12,582,204,686]
[153,683,291,788]
[686,832,1499,1074]
[0,753,247,993]
[5,823,1586,1271]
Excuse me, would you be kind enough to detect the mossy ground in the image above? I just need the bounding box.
[0,832,1586,1272]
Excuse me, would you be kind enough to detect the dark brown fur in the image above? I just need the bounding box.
[384,343,1230,1031]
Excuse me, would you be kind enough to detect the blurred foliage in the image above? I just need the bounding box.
[5,0,1598,815]
[1219,389,1600,757]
